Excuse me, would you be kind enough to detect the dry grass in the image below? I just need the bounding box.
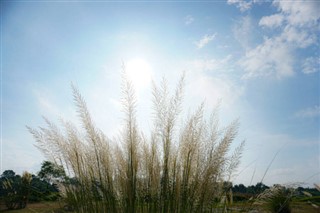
[0,201,64,212]
[27,73,244,212]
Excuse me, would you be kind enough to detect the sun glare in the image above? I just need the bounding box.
[126,58,152,91]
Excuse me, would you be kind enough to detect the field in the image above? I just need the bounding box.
[0,202,64,213]
[0,201,319,213]
[228,201,320,213]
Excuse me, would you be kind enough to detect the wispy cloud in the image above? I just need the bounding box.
[239,0,320,79]
[302,57,320,74]
[259,14,284,28]
[184,15,194,25]
[195,33,216,49]
[258,1,320,30]
[227,0,254,12]
[294,106,320,118]
[184,55,243,108]
[274,0,320,27]
[190,55,232,72]
[188,75,243,108]
[233,16,254,50]
[34,89,62,118]
[240,37,294,79]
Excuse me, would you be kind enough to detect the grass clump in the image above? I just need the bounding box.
[257,185,293,213]
[27,73,244,212]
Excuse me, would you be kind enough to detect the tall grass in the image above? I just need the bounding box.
[27,73,244,212]
[257,185,294,213]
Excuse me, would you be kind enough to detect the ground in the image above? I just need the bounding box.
[0,202,65,213]
[0,201,318,212]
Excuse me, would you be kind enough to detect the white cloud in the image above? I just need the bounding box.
[33,87,78,125]
[233,16,254,50]
[195,33,216,49]
[274,0,320,27]
[190,55,232,72]
[259,1,320,30]
[302,57,320,74]
[295,106,320,118]
[240,0,320,79]
[241,24,316,79]
[184,15,194,25]
[227,0,253,12]
[188,75,243,108]
[281,26,316,48]
[184,55,243,108]
[241,37,294,79]
[259,14,284,28]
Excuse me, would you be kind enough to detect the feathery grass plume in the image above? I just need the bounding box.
[120,64,140,213]
[20,171,32,208]
[257,185,294,213]
[28,72,244,212]
[303,183,320,209]
[151,74,186,212]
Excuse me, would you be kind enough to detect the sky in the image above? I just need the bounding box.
[1,0,319,187]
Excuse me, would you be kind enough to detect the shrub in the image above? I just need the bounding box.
[28,73,244,212]
[1,171,32,209]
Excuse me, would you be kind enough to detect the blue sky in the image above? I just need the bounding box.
[1,0,319,186]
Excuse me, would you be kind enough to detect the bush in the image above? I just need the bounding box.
[1,171,32,209]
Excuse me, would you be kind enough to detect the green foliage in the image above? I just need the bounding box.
[38,161,66,183]
[295,184,320,209]
[232,183,320,212]
[1,171,32,209]
[1,170,16,178]
[29,175,59,202]
[233,182,269,196]
[0,169,61,210]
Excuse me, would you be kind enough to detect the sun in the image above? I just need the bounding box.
[125,58,152,91]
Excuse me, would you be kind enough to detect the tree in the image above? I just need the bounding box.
[18,171,32,208]
[1,171,32,209]
[1,170,16,179]
[233,183,247,193]
[255,182,269,194]
[38,161,66,184]
[29,174,59,202]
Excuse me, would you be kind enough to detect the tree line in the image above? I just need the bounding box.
[2,161,318,211]
[0,161,65,209]
[232,182,320,202]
